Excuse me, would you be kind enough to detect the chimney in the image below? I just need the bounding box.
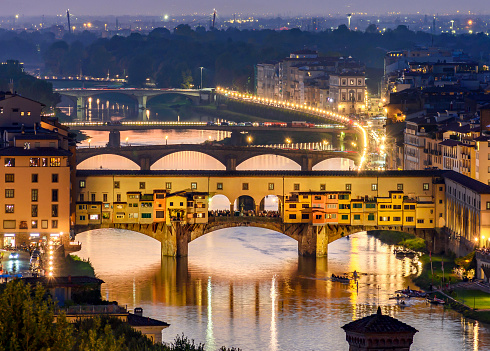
[134,307,143,316]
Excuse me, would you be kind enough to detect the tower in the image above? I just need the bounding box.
[347,14,352,29]
[67,10,71,34]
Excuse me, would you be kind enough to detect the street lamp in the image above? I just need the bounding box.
[199,67,204,89]
[88,139,91,148]
[247,135,252,144]
[285,138,291,147]
[165,135,168,145]
[125,137,129,146]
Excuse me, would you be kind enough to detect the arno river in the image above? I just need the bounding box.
[69,102,489,349]
[75,229,490,350]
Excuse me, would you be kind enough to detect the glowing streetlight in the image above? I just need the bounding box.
[125,137,129,145]
[247,135,252,144]
[199,66,204,89]
[165,135,168,145]
[88,139,91,148]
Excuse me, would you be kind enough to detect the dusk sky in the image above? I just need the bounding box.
[3,0,489,17]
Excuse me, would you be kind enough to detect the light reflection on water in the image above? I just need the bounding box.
[74,229,489,351]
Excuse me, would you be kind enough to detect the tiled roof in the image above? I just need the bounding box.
[127,313,169,327]
[443,171,490,194]
[439,139,461,147]
[77,169,446,178]
[342,307,418,334]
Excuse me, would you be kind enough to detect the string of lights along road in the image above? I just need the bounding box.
[215,87,368,170]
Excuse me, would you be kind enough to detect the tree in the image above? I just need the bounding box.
[0,280,74,351]
[365,24,378,34]
[181,69,194,89]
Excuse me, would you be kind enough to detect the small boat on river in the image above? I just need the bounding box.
[395,289,426,298]
[331,274,350,283]
[427,296,445,305]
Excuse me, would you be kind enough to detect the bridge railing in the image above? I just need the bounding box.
[208,216,282,224]
[252,143,345,151]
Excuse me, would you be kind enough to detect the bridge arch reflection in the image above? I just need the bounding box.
[77,154,140,170]
[151,151,226,170]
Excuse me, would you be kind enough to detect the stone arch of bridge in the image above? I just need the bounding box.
[311,154,360,168]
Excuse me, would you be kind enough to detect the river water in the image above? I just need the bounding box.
[74,229,489,351]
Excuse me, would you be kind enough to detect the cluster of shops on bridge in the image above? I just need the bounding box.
[73,169,490,249]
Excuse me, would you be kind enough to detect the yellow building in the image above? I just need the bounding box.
[0,93,72,248]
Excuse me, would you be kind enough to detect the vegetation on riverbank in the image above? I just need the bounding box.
[59,254,96,277]
[0,280,240,350]
[368,230,426,252]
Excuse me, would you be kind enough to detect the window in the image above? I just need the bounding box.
[365,203,376,209]
[114,181,120,189]
[341,215,349,220]
[217,183,223,190]
[156,211,165,218]
[91,193,95,202]
[79,194,85,202]
[41,158,48,167]
[242,183,249,190]
[79,180,86,188]
[50,157,61,167]
[393,217,401,221]
[289,204,297,209]
[406,217,414,222]
[166,182,172,190]
[41,220,48,229]
[180,202,184,206]
[4,158,15,167]
[417,219,424,224]
[294,184,300,191]
[379,216,390,221]
[30,173,38,183]
[289,214,297,220]
[320,184,326,191]
[315,214,322,220]
[51,189,58,202]
[345,184,352,191]
[5,204,14,213]
[314,196,322,200]
[423,183,429,190]
[116,194,121,202]
[439,199,443,204]
[404,204,416,210]
[5,174,14,182]
[31,220,38,228]
[368,213,375,221]
[5,189,14,198]
[30,158,40,167]
[3,220,16,229]
[301,214,309,220]
[52,220,58,229]
[354,214,361,220]
[31,205,38,217]
[31,189,38,202]
[268,183,274,190]
[338,194,349,200]
[397,184,403,190]
[139,182,146,189]
[371,184,377,191]
[142,213,152,219]
[302,204,309,208]
[327,204,337,209]
[328,194,336,199]
[487,202,490,210]
[352,203,362,209]
[339,204,350,209]
[191,182,197,190]
[393,205,401,209]
[49,173,58,183]
[52,205,58,217]
[439,186,443,191]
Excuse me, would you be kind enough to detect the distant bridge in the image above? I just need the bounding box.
[76,144,360,171]
[55,88,215,119]
[62,121,352,134]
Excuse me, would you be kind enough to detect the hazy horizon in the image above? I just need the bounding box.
[3,0,489,18]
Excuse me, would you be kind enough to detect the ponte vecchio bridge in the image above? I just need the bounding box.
[73,169,490,258]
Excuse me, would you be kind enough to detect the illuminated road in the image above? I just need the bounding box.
[216,88,369,170]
